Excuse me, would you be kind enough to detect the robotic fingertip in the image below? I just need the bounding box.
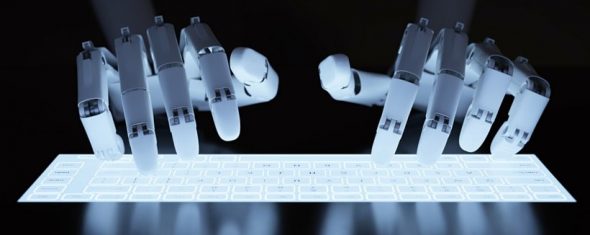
[416,127,447,165]
[371,130,401,164]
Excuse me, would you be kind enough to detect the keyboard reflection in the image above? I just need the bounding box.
[83,202,538,235]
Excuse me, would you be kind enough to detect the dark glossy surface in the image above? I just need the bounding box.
[5,0,587,234]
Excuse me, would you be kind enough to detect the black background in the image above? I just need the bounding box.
[4,0,588,234]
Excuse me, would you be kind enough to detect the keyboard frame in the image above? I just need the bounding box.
[19,154,575,202]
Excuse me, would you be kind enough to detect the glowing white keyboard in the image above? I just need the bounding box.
[19,154,574,202]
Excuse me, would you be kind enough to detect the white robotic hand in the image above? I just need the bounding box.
[77,16,279,174]
[318,19,550,164]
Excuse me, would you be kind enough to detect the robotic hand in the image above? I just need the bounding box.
[318,18,550,164]
[77,16,279,174]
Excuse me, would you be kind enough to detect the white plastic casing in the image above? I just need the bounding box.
[77,44,124,160]
[491,58,550,158]
[230,47,279,102]
[418,24,468,164]
[181,18,240,141]
[460,67,512,152]
[371,20,433,163]
[147,17,198,159]
[115,31,158,174]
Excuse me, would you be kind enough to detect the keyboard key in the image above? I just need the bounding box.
[453,170,482,177]
[267,186,295,193]
[193,162,220,169]
[379,177,408,184]
[433,194,464,200]
[436,163,462,169]
[284,162,310,168]
[438,155,459,161]
[500,194,532,201]
[162,162,190,169]
[461,155,489,162]
[49,169,78,177]
[283,177,310,184]
[442,177,472,185]
[209,155,236,162]
[332,186,361,193]
[186,177,216,184]
[534,194,566,201]
[134,186,164,193]
[364,186,393,193]
[218,178,247,184]
[299,194,329,201]
[315,177,343,184]
[423,170,451,177]
[366,194,397,200]
[205,170,232,177]
[253,162,279,168]
[96,194,127,201]
[102,162,136,168]
[299,186,328,193]
[86,185,131,193]
[173,169,201,177]
[129,193,160,201]
[233,186,262,193]
[268,170,294,177]
[472,162,538,169]
[200,186,229,193]
[463,186,493,193]
[96,170,137,176]
[405,163,433,169]
[528,185,559,193]
[251,177,279,184]
[361,170,389,177]
[399,193,430,200]
[331,170,357,177]
[56,162,84,169]
[392,170,420,177]
[411,177,440,185]
[197,194,227,200]
[91,177,120,185]
[347,177,375,184]
[474,177,504,185]
[333,194,363,200]
[315,162,341,169]
[43,177,71,185]
[154,177,183,185]
[467,194,498,201]
[232,194,262,200]
[62,193,93,201]
[266,194,294,201]
[236,170,264,177]
[505,177,552,185]
[223,162,250,168]
[485,170,544,177]
[398,186,427,193]
[300,170,327,176]
[430,186,459,193]
[345,162,371,169]
[122,177,152,185]
[35,185,65,193]
[495,186,526,193]
[167,186,196,193]
[163,194,194,201]
[29,194,59,201]
[374,163,402,169]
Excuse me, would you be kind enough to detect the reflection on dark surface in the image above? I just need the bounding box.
[84,203,277,235]
[83,202,538,235]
